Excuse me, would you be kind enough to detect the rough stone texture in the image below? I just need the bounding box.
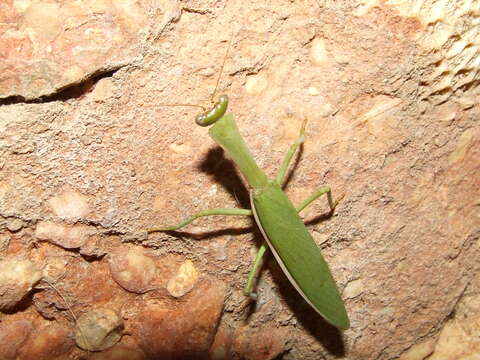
[209,323,234,360]
[0,0,158,100]
[0,316,34,360]
[32,251,124,321]
[108,245,157,293]
[47,190,91,221]
[0,0,478,359]
[134,279,226,359]
[75,308,124,351]
[399,272,480,360]
[231,325,289,360]
[35,221,92,249]
[18,322,74,360]
[88,344,147,360]
[0,257,42,311]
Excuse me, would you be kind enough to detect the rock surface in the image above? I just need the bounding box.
[0,257,42,311]
[135,279,226,358]
[75,308,124,351]
[166,259,199,298]
[0,0,478,359]
[108,245,157,293]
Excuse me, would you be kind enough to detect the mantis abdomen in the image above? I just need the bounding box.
[251,182,349,330]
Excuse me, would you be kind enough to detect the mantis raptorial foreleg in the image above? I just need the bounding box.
[147,208,252,232]
[273,117,342,215]
[275,119,307,186]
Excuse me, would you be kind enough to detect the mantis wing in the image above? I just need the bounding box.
[250,182,350,330]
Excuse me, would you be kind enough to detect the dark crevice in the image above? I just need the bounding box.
[0,66,124,106]
[181,7,212,15]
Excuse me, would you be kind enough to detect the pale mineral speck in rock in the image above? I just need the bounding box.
[245,73,269,95]
[448,128,475,165]
[47,190,90,221]
[0,234,10,252]
[42,256,69,284]
[89,77,115,103]
[169,142,191,154]
[344,278,364,299]
[0,182,9,198]
[310,37,328,65]
[6,218,24,232]
[308,86,320,96]
[167,260,199,298]
[399,338,436,360]
[427,315,480,360]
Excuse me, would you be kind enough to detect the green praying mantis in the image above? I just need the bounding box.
[148,39,350,331]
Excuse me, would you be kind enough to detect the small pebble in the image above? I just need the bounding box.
[167,260,199,298]
[75,308,124,351]
[0,257,42,311]
[6,218,24,232]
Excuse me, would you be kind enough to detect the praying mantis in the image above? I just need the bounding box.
[148,39,350,331]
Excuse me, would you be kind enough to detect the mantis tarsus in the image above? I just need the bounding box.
[148,39,350,331]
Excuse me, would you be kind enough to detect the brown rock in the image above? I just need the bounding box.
[89,344,146,360]
[0,1,165,100]
[75,308,124,352]
[33,259,123,321]
[209,324,234,360]
[6,218,24,232]
[135,279,226,359]
[232,326,288,360]
[427,315,480,360]
[41,255,70,283]
[0,233,11,252]
[0,257,42,311]
[0,1,478,359]
[0,318,33,360]
[18,322,73,360]
[108,246,156,293]
[79,235,109,259]
[35,221,92,249]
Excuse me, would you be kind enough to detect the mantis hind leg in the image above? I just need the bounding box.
[147,208,252,232]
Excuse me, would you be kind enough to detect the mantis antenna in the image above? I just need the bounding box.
[195,34,233,127]
[210,34,233,105]
[156,36,233,127]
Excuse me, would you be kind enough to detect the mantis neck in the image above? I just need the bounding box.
[208,114,269,190]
